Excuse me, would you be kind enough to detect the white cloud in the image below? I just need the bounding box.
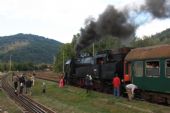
[0,0,170,43]
[136,18,170,38]
[0,0,110,43]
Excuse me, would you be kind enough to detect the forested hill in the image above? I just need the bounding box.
[152,28,170,39]
[0,33,62,64]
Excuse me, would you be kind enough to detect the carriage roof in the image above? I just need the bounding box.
[125,44,170,61]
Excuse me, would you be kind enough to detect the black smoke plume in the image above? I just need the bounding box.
[76,6,135,53]
[96,6,135,39]
[76,0,170,53]
[76,21,98,52]
[142,0,170,18]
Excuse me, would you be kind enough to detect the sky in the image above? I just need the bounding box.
[0,0,170,43]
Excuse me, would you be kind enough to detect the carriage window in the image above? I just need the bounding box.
[134,61,143,77]
[145,61,160,77]
[166,60,170,77]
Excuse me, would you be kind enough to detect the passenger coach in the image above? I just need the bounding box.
[124,44,170,104]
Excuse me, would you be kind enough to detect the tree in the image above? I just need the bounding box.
[131,36,161,47]
[53,43,76,72]
[80,35,122,54]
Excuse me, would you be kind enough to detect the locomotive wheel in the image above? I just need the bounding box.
[93,80,103,92]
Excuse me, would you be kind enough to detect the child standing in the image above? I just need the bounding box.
[42,82,46,93]
[59,74,64,88]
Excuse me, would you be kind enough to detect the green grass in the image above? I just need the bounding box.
[0,90,22,113]
[31,79,170,113]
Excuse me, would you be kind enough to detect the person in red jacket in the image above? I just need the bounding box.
[112,73,121,96]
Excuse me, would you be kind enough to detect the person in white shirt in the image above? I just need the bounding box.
[85,74,93,93]
[126,84,137,101]
[30,74,35,86]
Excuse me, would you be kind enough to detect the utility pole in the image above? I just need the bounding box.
[93,43,95,56]
[9,55,12,72]
[53,56,56,65]
[63,49,65,73]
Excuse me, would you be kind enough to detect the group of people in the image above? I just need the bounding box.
[83,73,137,100]
[26,71,136,100]
[83,72,137,100]
[58,73,93,93]
[112,73,137,101]
[12,72,35,95]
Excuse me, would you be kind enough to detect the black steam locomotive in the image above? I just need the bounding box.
[64,47,131,93]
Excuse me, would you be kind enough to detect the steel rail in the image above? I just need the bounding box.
[1,74,56,113]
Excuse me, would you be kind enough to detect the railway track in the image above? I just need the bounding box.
[35,72,59,83]
[1,73,56,113]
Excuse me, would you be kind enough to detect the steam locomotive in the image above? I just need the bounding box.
[64,47,131,93]
[65,44,170,104]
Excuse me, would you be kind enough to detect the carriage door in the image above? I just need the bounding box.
[124,61,131,83]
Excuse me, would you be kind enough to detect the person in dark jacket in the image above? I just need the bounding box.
[13,73,19,95]
[25,77,33,95]
[19,74,25,94]
[85,74,93,93]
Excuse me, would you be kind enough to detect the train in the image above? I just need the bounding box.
[125,44,170,104]
[64,44,170,104]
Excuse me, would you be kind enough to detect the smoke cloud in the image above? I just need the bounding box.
[76,0,170,53]
[142,0,170,18]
